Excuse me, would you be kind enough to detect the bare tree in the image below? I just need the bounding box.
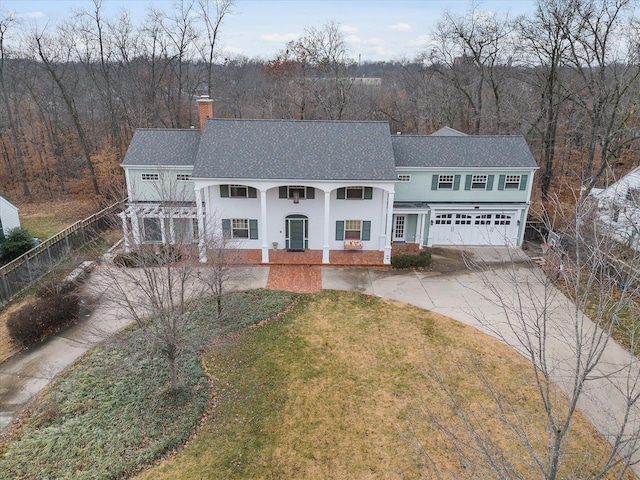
[0,10,30,197]
[196,0,234,98]
[516,0,579,200]
[30,23,101,195]
[416,191,640,478]
[97,170,247,390]
[427,3,514,134]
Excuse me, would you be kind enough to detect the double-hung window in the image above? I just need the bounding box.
[230,185,248,197]
[220,185,257,198]
[504,175,521,190]
[231,219,249,238]
[335,220,371,241]
[471,175,488,190]
[222,218,259,239]
[438,175,454,190]
[336,186,373,199]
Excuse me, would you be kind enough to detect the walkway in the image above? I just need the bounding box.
[266,265,322,293]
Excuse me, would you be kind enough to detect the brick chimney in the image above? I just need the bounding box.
[197,95,214,134]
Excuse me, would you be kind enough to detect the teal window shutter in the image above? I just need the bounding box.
[248,187,257,198]
[362,221,371,241]
[453,175,461,190]
[337,188,345,199]
[335,221,345,240]
[220,185,229,197]
[519,174,528,191]
[279,186,287,198]
[364,187,373,199]
[498,175,506,190]
[431,175,438,190]
[464,175,472,191]
[487,175,494,190]
[222,219,231,237]
[249,219,258,239]
[306,187,315,199]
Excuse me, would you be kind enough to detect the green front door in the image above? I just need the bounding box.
[289,219,304,249]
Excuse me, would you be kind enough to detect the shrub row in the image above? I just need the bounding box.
[391,250,432,269]
[7,283,81,348]
[114,245,182,267]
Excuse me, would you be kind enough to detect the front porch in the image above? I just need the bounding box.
[226,248,386,266]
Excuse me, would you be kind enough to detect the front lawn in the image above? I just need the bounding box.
[135,290,627,479]
[0,289,297,480]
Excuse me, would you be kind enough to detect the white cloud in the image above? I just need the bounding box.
[340,24,358,34]
[222,46,245,57]
[13,10,45,19]
[408,34,433,47]
[260,33,299,43]
[345,34,362,44]
[389,23,411,32]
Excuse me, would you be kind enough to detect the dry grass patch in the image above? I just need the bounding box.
[0,302,26,363]
[17,198,97,240]
[136,290,629,479]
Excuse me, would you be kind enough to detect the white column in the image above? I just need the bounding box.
[131,209,140,245]
[384,191,394,264]
[159,216,167,244]
[195,187,207,263]
[260,189,269,263]
[120,212,131,253]
[416,213,425,249]
[323,190,331,264]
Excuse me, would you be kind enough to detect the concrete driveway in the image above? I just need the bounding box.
[2,246,640,475]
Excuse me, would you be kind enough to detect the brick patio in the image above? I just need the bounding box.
[266,265,322,293]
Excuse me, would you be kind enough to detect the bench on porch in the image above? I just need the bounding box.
[344,239,363,250]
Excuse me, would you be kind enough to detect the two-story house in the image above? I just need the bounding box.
[590,166,640,250]
[120,97,538,265]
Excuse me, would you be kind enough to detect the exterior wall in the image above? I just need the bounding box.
[125,167,195,203]
[0,197,20,236]
[394,169,533,203]
[203,183,389,251]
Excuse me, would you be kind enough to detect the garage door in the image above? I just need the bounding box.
[431,212,517,246]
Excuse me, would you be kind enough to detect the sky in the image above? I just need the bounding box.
[1,0,537,62]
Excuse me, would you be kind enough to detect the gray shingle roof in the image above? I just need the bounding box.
[192,119,397,181]
[392,135,538,169]
[122,129,200,167]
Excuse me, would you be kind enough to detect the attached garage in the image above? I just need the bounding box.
[429,209,520,246]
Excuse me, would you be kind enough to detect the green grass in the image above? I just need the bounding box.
[19,216,70,241]
[136,290,630,480]
[0,289,297,480]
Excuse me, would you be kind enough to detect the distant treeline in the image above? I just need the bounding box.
[1,0,639,201]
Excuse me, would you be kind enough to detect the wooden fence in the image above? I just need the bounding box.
[0,199,125,306]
